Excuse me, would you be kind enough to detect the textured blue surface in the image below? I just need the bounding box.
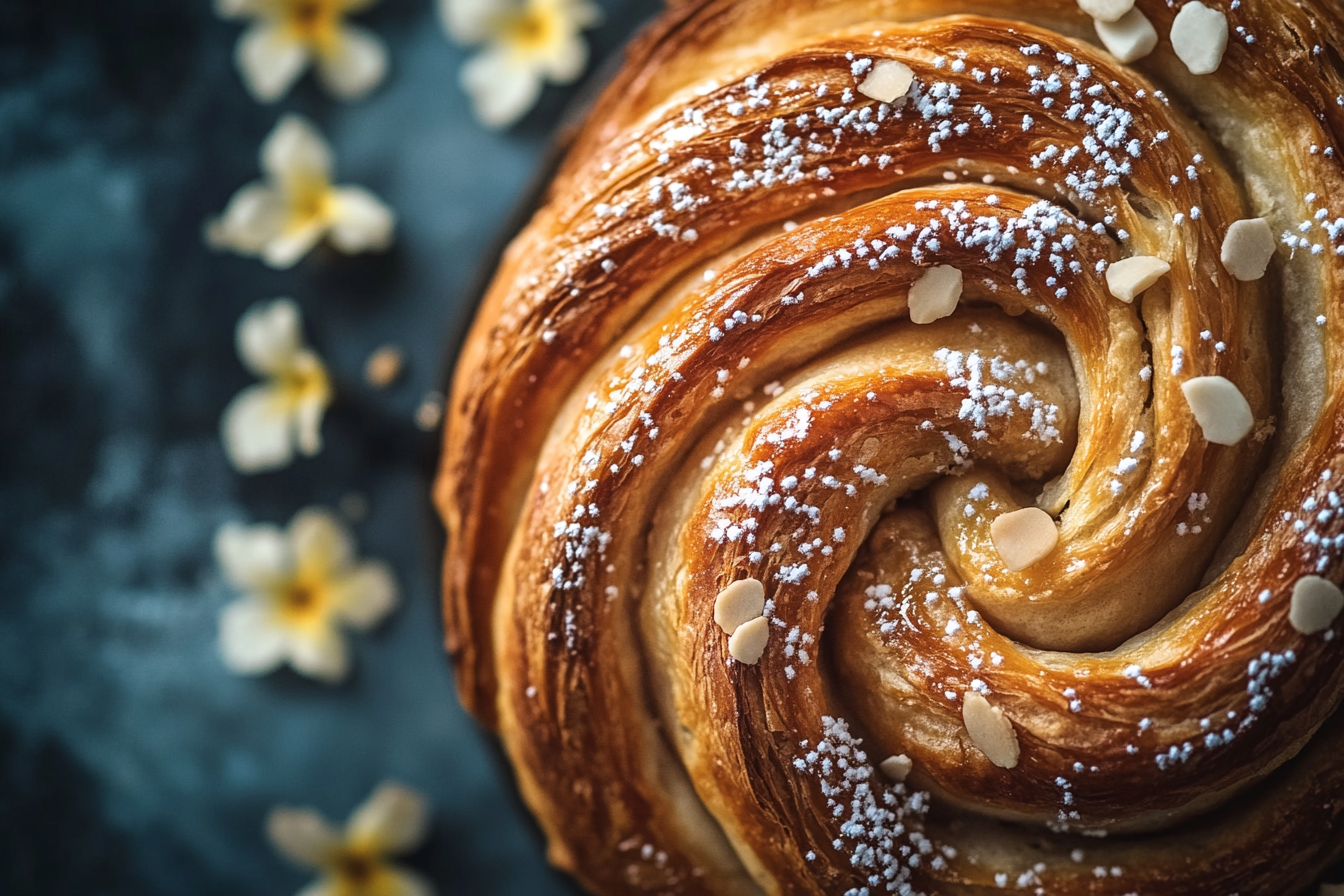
[0,1,656,893]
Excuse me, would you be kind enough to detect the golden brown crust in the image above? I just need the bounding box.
[436,0,1344,892]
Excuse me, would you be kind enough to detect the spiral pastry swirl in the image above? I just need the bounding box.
[435,0,1344,892]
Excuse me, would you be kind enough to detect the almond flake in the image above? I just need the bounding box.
[1170,1,1229,75]
[1220,218,1275,281]
[1079,0,1134,23]
[714,577,766,635]
[1290,576,1344,635]
[858,60,914,104]
[908,265,962,324]
[1105,255,1170,303]
[962,692,1019,769]
[1181,376,1253,445]
[728,615,770,664]
[1095,8,1158,63]
[879,754,913,782]
[990,507,1059,572]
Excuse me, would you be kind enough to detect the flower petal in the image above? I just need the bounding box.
[529,0,601,82]
[214,521,292,590]
[331,561,398,630]
[288,623,350,683]
[261,219,328,269]
[289,507,355,579]
[236,298,302,377]
[262,115,333,186]
[289,352,332,457]
[219,599,290,676]
[215,0,271,19]
[437,0,500,44]
[380,866,436,896]
[205,182,287,256]
[266,806,342,868]
[346,782,429,855]
[294,881,337,896]
[222,382,295,473]
[460,47,542,129]
[535,29,588,84]
[293,393,326,458]
[567,0,603,29]
[316,25,388,100]
[327,186,395,254]
[236,23,311,102]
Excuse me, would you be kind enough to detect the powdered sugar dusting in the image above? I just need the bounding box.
[793,715,946,893]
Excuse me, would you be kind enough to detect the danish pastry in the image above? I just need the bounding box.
[435,0,1344,892]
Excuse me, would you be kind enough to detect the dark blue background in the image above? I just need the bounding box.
[0,0,655,892]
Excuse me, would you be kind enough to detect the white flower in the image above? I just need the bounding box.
[215,507,397,683]
[216,0,389,103]
[267,781,434,896]
[222,298,332,473]
[440,0,601,128]
[206,115,394,268]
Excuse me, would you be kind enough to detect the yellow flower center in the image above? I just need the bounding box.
[340,850,374,880]
[285,0,342,49]
[330,848,394,896]
[503,6,559,55]
[279,579,329,626]
[283,175,336,235]
[279,352,329,399]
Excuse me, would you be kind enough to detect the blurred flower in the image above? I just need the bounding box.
[222,298,332,473]
[267,781,433,896]
[206,115,395,268]
[216,0,389,103]
[215,506,397,684]
[439,0,601,128]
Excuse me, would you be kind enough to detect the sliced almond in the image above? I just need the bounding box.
[962,692,1020,769]
[1095,8,1158,63]
[728,615,770,664]
[879,754,913,782]
[858,60,914,104]
[990,507,1059,572]
[1170,1,1229,75]
[1181,376,1253,446]
[1220,218,1275,281]
[1290,576,1344,635]
[714,578,766,635]
[1079,0,1134,23]
[1105,255,1170,303]
[908,265,963,324]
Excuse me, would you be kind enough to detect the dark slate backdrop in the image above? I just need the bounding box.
[0,0,657,893]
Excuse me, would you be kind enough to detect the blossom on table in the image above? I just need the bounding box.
[215,506,398,683]
[206,115,394,268]
[221,298,332,473]
[439,0,601,128]
[267,781,434,896]
[216,0,389,102]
